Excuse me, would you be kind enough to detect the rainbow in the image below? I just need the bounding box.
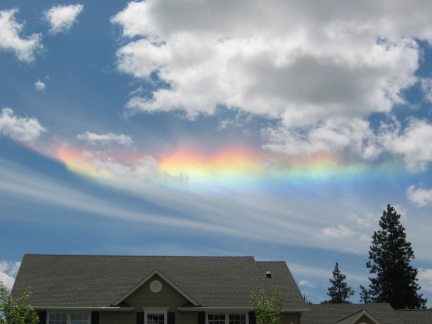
[42,143,398,191]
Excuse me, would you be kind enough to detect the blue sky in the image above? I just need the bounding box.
[1,0,432,305]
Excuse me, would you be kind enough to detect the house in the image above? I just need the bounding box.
[301,304,404,324]
[11,254,432,324]
[11,254,309,324]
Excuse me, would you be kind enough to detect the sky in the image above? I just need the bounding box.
[1,0,432,305]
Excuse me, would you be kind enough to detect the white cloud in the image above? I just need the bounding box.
[321,224,356,239]
[0,9,42,62]
[349,213,377,228]
[262,118,377,158]
[378,119,432,172]
[0,260,21,290]
[112,0,426,125]
[44,4,84,34]
[0,108,46,142]
[299,280,316,289]
[35,79,46,92]
[418,268,432,292]
[77,131,133,147]
[407,185,432,207]
[421,78,432,103]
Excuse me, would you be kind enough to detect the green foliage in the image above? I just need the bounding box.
[360,204,427,309]
[323,262,354,304]
[0,282,39,324]
[250,288,283,324]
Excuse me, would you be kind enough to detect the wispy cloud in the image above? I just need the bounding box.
[0,9,42,62]
[77,131,133,147]
[0,108,46,142]
[299,280,316,289]
[44,4,84,35]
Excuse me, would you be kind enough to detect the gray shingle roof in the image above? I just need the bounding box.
[301,304,404,324]
[395,309,432,324]
[12,254,307,310]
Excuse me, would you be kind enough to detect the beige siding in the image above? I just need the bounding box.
[176,312,198,324]
[353,314,377,324]
[125,274,190,310]
[282,312,301,324]
[98,274,197,324]
[99,311,135,324]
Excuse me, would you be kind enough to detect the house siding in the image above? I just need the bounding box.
[113,274,198,324]
[282,312,301,324]
[125,274,191,310]
[99,311,135,324]
[353,315,376,324]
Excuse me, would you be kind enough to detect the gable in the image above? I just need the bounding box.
[115,271,200,307]
[337,310,381,324]
[123,274,192,309]
[301,304,403,324]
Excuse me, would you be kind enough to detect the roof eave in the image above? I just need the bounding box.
[178,307,311,313]
[33,306,135,312]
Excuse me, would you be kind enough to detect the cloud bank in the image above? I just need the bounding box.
[110,0,432,175]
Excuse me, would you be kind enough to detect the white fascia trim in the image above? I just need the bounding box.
[34,306,134,312]
[177,307,311,313]
[113,269,200,306]
[178,307,252,312]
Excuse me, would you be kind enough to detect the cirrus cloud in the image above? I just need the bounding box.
[77,131,133,147]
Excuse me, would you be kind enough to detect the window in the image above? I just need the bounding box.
[48,313,89,324]
[71,314,89,324]
[147,313,165,324]
[207,313,247,324]
[208,314,225,324]
[49,313,67,324]
[229,314,246,324]
[143,307,168,324]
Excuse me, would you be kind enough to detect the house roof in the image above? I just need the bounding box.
[11,254,308,310]
[395,309,432,324]
[301,304,404,324]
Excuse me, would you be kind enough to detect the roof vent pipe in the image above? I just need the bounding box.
[266,271,272,279]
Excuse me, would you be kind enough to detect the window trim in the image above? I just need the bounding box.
[143,307,169,324]
[47,312,91,324]
[206,312,248,324]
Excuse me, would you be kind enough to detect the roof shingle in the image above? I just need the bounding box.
[12,254,307,310]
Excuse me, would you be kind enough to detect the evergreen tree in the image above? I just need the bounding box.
[360,204,427,309]
[323,262,354,304]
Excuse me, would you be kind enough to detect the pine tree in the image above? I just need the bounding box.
[360,204,427,309]
[323,262,354,304]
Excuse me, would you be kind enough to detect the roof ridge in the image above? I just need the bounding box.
[24,254,255,258]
